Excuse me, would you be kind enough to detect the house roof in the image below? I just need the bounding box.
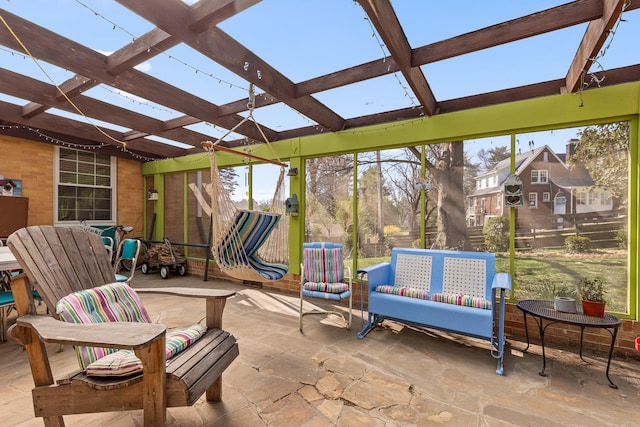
[471,143,595,197]
[0,1,639,161]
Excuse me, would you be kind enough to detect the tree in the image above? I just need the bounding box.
[305,155,353,243]
[219,168,239,197]
[570,122,629,203]
[409,142,471,250]
[477,146,510,172]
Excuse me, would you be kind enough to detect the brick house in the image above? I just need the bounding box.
[466,141,615,229]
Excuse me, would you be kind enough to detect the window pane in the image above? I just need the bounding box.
[57,148,113,223]
[513,125,629,314]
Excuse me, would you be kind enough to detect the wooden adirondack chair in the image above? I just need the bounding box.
[7,225,239,427]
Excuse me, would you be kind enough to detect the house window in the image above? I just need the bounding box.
[543,152,549,162]
[55,147,115,223]
[496,193,501,209]
[576,191,587,205]
[529,192,538,208]
[531,170,548,184]
[543,192,551,202]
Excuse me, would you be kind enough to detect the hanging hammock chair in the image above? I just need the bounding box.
[199,84,289,282]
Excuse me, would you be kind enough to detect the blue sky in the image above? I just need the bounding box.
[1,1,638,201]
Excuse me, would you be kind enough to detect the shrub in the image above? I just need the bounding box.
[384,225,401,235]
[483,216,509,252]
[565,236,590,253]
[615,225,627,249]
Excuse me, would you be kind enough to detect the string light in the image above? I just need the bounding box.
[73,0,246,92]
[359,8,419,109]
[0,125,161,161]
[576,0,630,107]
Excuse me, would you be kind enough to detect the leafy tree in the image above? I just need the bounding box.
[476,146,510,172]
[305,155,353,243]
[569,122,629,203]
[219,168,238,197]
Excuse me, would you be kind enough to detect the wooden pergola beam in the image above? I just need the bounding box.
[358,0,437,116]
[565,0,627,93]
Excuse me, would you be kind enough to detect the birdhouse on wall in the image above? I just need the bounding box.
[504,174,523,207]
[285,194,299,216]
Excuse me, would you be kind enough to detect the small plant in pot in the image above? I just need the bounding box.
[576,276,607,317]
[541,279,577,313]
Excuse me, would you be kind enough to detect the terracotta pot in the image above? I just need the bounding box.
[581,300,606,317]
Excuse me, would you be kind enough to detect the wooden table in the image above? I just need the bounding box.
[0,246,21,271]
[517,299,621,388]
[1,246,20,341]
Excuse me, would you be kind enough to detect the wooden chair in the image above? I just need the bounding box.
[7,225,239,427]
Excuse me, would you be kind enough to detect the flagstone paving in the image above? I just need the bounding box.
[1,273,639,426]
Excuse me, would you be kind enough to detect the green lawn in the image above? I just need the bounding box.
[499,250,627,313]
[354,249,629,314]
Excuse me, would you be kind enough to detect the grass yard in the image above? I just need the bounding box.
[498,249,628,314]
[354,249,629,314]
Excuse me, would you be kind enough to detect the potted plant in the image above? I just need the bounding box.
[576,277,607,317]
[540,279,577,313]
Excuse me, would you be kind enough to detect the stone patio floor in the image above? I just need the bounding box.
[1,272,639,426]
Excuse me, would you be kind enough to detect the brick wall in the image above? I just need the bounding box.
[0,136,54,226]
[0,135,143,229]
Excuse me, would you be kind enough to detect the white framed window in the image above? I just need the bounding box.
[529,192,538,208]
[55,147,116,223]
[576,191,587,205]
[531,169,548,184]
[543,192,551,202]
[543,152,549,162]
[496,193,501,209]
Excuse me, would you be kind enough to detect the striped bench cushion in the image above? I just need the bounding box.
[375,285,429,300]
[431,293,492,309]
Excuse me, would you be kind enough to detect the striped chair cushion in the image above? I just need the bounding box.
[85,324,207,377]
[56,282,151,369]
[303,282,349,293]
[56,283,207,373]
[303,247,344,284]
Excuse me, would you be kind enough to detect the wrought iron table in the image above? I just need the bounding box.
[516,299,621,388]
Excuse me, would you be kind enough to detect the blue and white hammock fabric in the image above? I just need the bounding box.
[196,145,289,282]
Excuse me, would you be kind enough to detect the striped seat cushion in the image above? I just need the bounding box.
[430,293,492,309]
[85,324,207,377]
[303,282,349,293]
[375,285,429,300]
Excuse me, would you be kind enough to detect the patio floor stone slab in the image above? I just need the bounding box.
[1,273,639,426]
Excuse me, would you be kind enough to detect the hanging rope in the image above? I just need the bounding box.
[197,84,289,281]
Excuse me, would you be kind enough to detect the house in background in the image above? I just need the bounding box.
[467,140,616,229]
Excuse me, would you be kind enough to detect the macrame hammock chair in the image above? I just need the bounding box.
[200,85,289,282]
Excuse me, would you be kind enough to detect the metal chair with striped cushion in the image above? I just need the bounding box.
[299,243,352,332]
